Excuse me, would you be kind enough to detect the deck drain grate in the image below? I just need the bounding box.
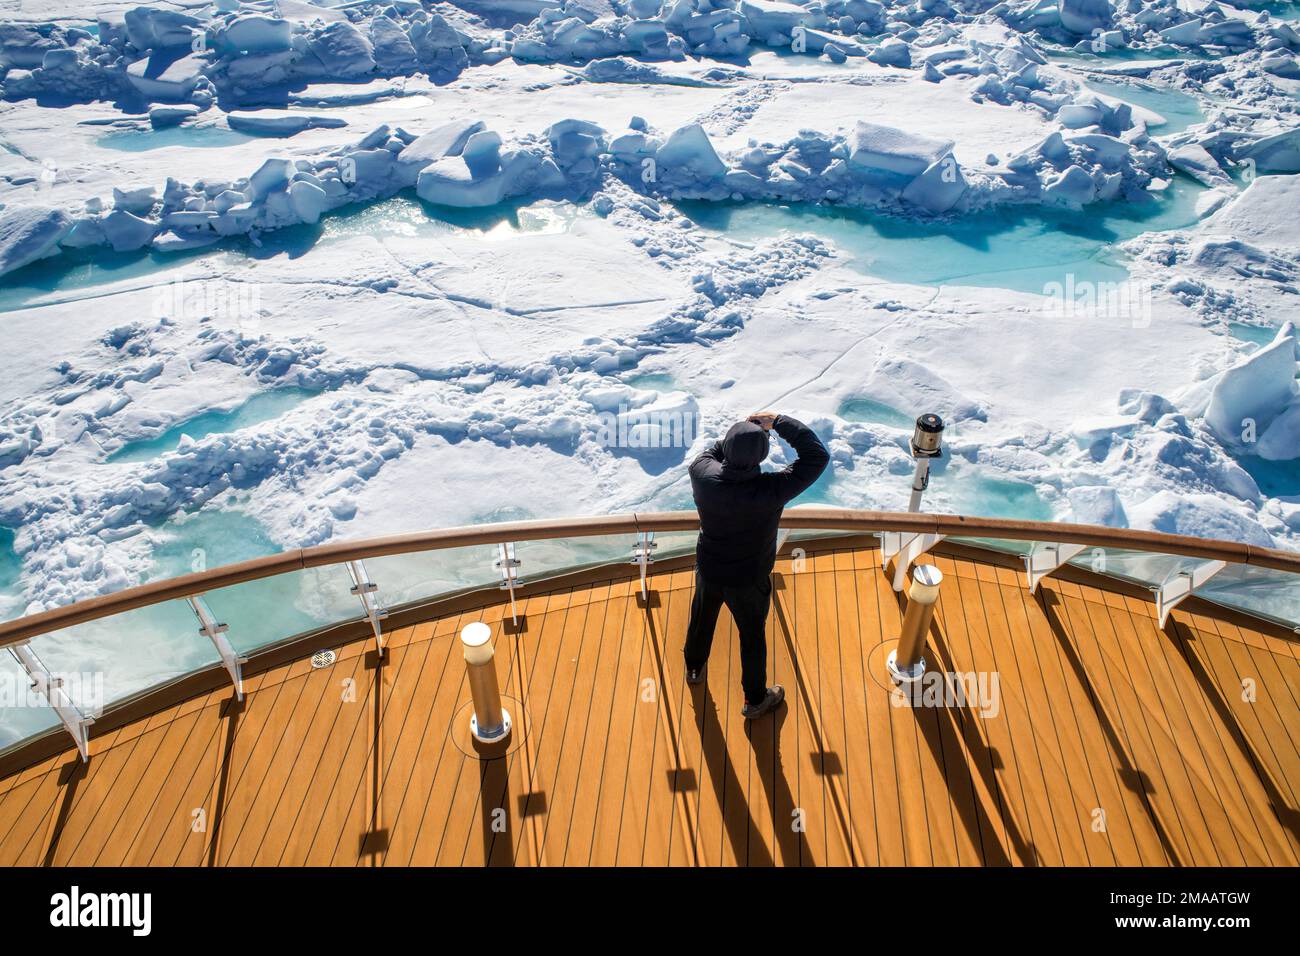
[311,650,338,669]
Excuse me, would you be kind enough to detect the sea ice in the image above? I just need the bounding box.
[0,0,1297,700]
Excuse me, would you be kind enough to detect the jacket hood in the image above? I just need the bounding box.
[720,420,769,479]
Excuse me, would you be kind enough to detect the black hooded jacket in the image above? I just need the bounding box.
[689,415,830,583]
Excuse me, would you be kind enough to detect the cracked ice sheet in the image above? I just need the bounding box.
[2,218,694,393]
[637,258,1231,510]
[336,433,627,540]
[752,264,1222,424]
[394,215,689,327]
[0,1,135,22]
[713,73,1056,167]
[653,261,1218,426]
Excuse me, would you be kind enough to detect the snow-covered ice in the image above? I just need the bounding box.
[1,0,1299,742]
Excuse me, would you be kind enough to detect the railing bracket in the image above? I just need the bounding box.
[1025,542,1088,593]
[882,531,946,591]
[496,542,522,625]
[630,532,657,601]
[8,642,93,762]
[188,595,247,700]
[347,560,388,657]
[1153,560,1226,628]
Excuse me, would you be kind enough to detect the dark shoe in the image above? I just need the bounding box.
[742,685,785,719]
[686,664,707,686]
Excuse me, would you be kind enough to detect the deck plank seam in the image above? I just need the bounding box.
[382,612,472,865]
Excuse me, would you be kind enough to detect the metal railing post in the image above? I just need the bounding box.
[888,564,943,684]
[495,542,521,625]
[1154,559,1226,628]
[461,621,511,743]
[9,643,94,761]
[346,559,387,656]
[1025,541,1088,593]
[882,530,946,591]
[630,531,657,600]
[187,595,247,701]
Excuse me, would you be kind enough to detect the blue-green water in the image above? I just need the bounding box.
[1229,321,1281,347]
[1255,1,1300,19]
[787,414,1052,522]
[806,457,1052,521]
[623,372,678,391]
[0,528,21,618]
[0,244,226,314]
[145,507,283,579]
[952,471,1054,522]
[0,192,583,314]
[682,176,1205,293]
[0,506,348,748]
[1240,456,1300,498]
[920,455,1055,521]
[1083,78,1205,134]
[838,398,914,429]
[97,124,256,152]
[107,387,318,463]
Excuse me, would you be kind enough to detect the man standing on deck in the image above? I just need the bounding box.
[684,411,830,719]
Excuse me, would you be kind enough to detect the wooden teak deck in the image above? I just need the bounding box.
[1,540,1298,866]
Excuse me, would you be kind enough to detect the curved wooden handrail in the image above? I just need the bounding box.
[1,507,1297,647]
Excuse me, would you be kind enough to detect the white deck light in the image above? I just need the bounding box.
[461,621,511,743]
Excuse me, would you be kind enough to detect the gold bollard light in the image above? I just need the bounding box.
[461,621,512,743]
[887,564,943,684]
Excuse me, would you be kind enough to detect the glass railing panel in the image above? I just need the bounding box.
[1064,546,1205,588]
[0,650,61,750]
[783,528,861,546]
[947,536,1035,557]
[354,535,687,620]
[512,533,637,580]
[0,598,219,751]
[201,565,364,657]
[651,530,697,561]
[1193,563,1300,630]
[361,545,509,609]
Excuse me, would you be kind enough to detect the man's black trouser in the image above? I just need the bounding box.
[683,568,772,705]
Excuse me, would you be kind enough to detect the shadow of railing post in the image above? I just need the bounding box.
[890,586,1030,866]
[771,580,861,865]
[1162,617,1300,848]
[205,694,243,867]
[640,591,702,867]
[1036,587,1181,865]
[40,758,88,867]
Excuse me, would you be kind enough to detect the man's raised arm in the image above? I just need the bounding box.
[690,440,726,480]
[764,414,830,503]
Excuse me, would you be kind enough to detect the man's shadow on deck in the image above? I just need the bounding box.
[687,666,809,867]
